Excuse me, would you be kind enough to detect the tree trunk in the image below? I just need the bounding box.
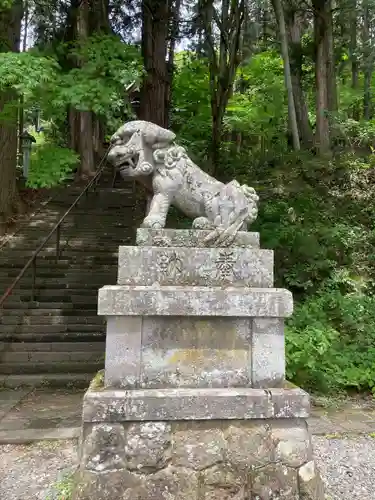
[0,0,23,233]
[363,0,372,120]
[286,9,313,148]
[313,0,331,154]
[200,0,245,174]
[272,0,300,150]
[325,0,337,112]
[284,3,313,148]
[68,106,80,152]
[18,0,28,161]
[165,0,181,128]
[139,0,169,127]
[76,0,95,177]
[349,0,359,119]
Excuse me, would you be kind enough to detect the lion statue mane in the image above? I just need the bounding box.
[107,120,259,246]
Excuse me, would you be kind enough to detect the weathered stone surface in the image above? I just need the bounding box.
[172,422,225,470]
[143,466,199,500]
[270,387,310,418]
[203,485,247,500]
[107,121,258,246]
[252,464,299,500]
[298,461,325,499]
[98,286,293,317]
[271,420,312,467]
[140,317,251,389]
[83,387,310,422]
[83,387,275,421]
[251,318,285,387]
[73,469,142,500]
[117,246,273,287]
[136,228,260,248]
[120,467,199,500]
[104,316,141,388]
[201,465,248,500]
[225,422,275,469]
[81,423,126,472]
[75,413,323,499]
[125,422,171,471]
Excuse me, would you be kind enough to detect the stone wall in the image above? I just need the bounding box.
[75,418,323,500]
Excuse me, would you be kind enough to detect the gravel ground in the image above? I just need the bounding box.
[313,435,375,500]
[0,440,77,500]
[0,436,374,499]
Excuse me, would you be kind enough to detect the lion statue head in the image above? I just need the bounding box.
[107,120,176,177]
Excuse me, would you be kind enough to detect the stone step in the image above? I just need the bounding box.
[1,256,118,265]
[0,332,105,343]
[0,372,94,388]
[0,281,112,290]
[0,360,103,374]
[2,299,98,310]
[0,182,142,386]
[1,248,121,257]
[1,245,120,255]
[0,323,103,334]
[0,314,104,325]
[2,236,129,247]
[3,293,98,311]
[0,341,104,352]
[1,269,116,279]
[7,290,101,301]
[0,349,104,363]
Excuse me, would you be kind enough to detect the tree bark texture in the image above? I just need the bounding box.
[325,0,337,112]
[139,0,169,128]
[165,0,181,128]
[200,0,245,174]
[349,0,359,119]
[76,0,95,177]
[0,0,23,231]
[285,5,313,148]
[362,0,372,120]
[272,0,300,151]
[313,0,331,154]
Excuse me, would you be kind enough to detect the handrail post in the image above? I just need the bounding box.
[56,225,61,263]
[31,257,36,302]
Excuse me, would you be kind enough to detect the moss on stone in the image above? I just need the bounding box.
[90,370,104,391]
[47,470,75,500]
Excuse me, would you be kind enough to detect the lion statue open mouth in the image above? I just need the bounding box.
[107,120,259,246]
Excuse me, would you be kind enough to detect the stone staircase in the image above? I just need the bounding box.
[0,171,145,388]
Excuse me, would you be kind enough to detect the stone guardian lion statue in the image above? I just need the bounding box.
[107,120,259,246]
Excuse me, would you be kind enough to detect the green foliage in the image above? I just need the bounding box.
[0,35,142,131]
[172,55,211,154]
[47,470,74,500]
[53,35,142,129]
[28,137,79,188]
[0,51,58,102]
[0,0,13,8]
[226,51,286,137]
[287,288,375,393]
[251,150,375,393]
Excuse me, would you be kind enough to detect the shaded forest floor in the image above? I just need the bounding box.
[0,187,52,246]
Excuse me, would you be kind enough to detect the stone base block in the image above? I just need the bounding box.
[73,384,324,500]
[104,316,286,389]
[74,420,323,500]
[136,228,260,248]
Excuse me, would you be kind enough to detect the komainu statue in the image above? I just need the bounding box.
[107,120,259,246]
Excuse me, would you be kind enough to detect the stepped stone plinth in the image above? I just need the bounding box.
[73,228,324,500]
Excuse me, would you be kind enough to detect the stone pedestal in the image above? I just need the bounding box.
[73,229,324,500]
